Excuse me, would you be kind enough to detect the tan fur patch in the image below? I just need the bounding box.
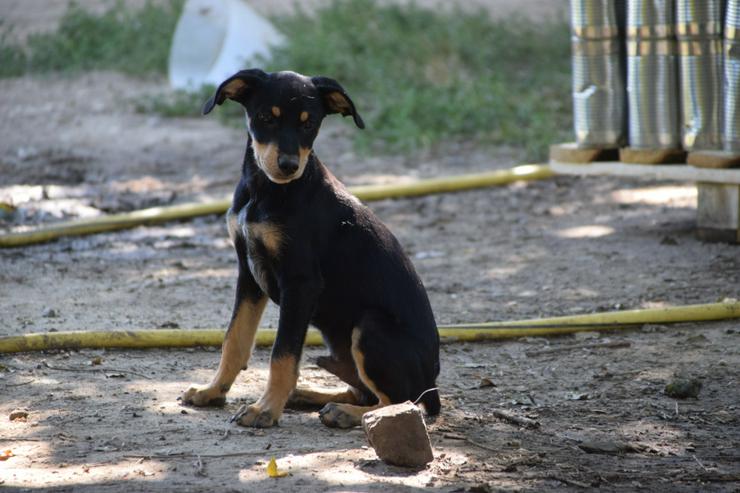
[248,222,284,257]
[271,106,281,117]
[222,79,247,98]
[288,386,359,407]
[351,328,391,406]
[326,402,383,420]
[253,355,299,417]
[252,140,311,184]
[298,146,311,169]
[252,141,282,180]
[300,111,309,122]
[326,91,351,115]
[226,207,241,243]
[183,296,268,404]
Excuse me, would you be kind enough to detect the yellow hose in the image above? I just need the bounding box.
[0,164,553,248]
[1,300,737,354]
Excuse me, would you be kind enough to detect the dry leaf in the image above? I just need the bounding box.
[0,450,14,461]
[266,457,288,478]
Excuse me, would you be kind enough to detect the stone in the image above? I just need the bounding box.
[42,308,58,318]
[578,439,638,455]
[9,409,28,421]
[665,377,702,399]
[362,401,433,468]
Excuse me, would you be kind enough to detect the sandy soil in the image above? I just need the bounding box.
[1,1,739,491]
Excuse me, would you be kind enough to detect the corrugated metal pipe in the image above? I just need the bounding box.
[570,0,626,148]
[626,0,682,150]
[677,0,723,151]
[725,0,740,151]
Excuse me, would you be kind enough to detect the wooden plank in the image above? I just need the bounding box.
[550,160,740,184]
[619,147,687,164]
[687,150,740,169]
[549,142,619,164]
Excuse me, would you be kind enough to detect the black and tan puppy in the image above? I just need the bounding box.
[182,69,440,428]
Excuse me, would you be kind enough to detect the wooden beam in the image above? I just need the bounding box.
[696,183,740,243]
[550,160,740,185]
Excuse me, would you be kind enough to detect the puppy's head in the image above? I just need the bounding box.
[203,69,364,184]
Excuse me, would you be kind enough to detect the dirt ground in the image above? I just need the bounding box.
[1,1,739,491]
[1,71,739,493]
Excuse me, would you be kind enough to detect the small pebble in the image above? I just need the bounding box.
[10,410,29,421]
[665,377,702,399]
[42,308,58,318]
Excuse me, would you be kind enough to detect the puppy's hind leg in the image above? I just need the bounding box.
[319,324,391,429]
[319,311,440,428]
[286,386,361,410]
[287,349,376,410]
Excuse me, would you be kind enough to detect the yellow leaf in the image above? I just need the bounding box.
[266,456,288,478]
[0,450,14,461]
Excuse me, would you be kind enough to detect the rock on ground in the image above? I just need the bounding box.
[362,401,434,468]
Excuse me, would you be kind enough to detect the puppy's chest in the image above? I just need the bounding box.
[228,206,285,294]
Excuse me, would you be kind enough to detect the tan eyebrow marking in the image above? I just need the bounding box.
[271,106,281,117]
[300,111,309,122]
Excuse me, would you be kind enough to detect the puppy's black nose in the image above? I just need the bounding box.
[278,155,299,175]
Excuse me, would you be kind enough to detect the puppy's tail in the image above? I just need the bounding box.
[415,387,441,416]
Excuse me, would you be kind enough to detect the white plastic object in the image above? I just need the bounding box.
[168,0,282,90]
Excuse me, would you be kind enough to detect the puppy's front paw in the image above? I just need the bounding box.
[231,403,279,428]
[181,385,227,407]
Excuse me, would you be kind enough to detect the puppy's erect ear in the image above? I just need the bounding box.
[202,69,268,115]
[311,76,365,129]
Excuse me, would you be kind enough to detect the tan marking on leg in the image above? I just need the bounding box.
[248,222,285,257]
[271,106,281,117]
[233,355,298,427]
[213,296,269,387]
[319,328,392,428]
[327,402,382,418]
[318,400,385,429]
[300,111,309,122]
[259,355,299,410]
[287,385,359,408]
[351,328,391,406]
[182,296,268,406]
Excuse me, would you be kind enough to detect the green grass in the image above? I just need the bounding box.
[1,0,572,160]
[0,22,27,77]
[135,85,213,118]
[0,0,183,76]
[264,0,572,159]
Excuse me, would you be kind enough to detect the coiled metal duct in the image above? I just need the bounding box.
[677,0,722,151]
[725,0,740,152]
[570,0,625,148]
[626,0,681,150]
